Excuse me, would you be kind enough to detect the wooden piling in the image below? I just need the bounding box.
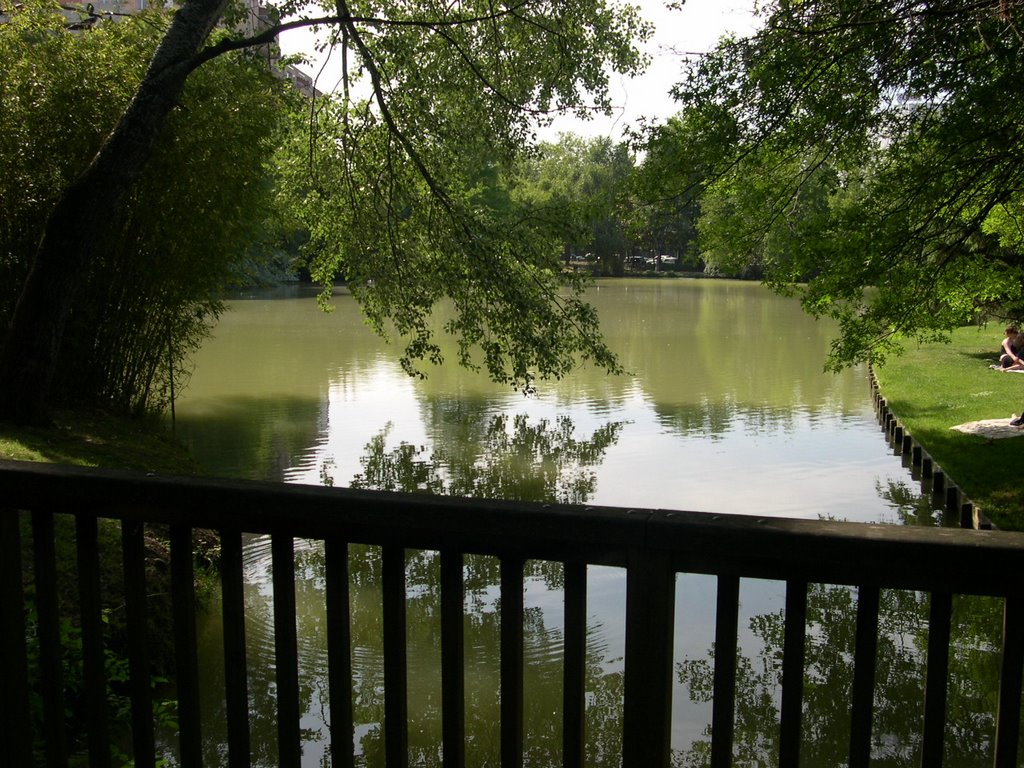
[867,365,988,529]
[945,486,960,513]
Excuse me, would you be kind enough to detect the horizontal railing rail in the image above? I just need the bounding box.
[2,458,1023,767]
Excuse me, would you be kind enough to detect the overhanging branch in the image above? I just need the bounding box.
[184,0,538,76]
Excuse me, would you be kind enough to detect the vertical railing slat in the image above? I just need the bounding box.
[272,534,301,768]
[121,519,155,766]
[219,529,250,768]
[382,544,409,768]
[778,579,808,768]
[993,595,1024,768]
[921,591,952,768]
[711,574,740,768]
[849,585,880,768]
[563,561,587,768]
[326,537,355,768]
[33,510,68,768]
[501,556,525,768]
[171,524,202,768]
[76,513,111,768]
[441,550,466,768]
[622,550,675,768]
[0,509,33,766]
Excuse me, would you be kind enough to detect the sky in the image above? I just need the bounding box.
[545,0,761,138]
[277,0,761,139]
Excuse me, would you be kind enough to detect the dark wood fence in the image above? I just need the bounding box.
[2,459,1023,768]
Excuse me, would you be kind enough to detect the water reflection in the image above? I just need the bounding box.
[192,540,628,768]
[333,404,624,505]
[178,395,326,482]
[174,281,915,521]
[193,410,630,766]
[877,479,955,528]
[675,585,1007,768]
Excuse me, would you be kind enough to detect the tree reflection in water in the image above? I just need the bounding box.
[676,583,1006,768]
[676,477,1007,767]
[338,408,625,506]
[198,411,629,767]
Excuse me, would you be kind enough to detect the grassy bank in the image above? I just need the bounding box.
[0,409,198,473]
[873,324,1024,531]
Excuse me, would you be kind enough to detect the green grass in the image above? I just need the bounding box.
[0,409,198,474]
[874,325,1024,530]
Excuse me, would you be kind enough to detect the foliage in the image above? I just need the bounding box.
[22,607,178,765]
[0,1,298,415]
[1,0,655,421]
[627,109,736,272]
[17,507,199,765]
[278,107,617,387]
[667,0,1024,370]
[510,135,635,274]
[0,1,144,322]
[266,0,651,388]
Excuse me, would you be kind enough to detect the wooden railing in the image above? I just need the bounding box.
[2,458,1023,768]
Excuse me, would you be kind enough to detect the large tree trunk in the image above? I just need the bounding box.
[0,0,228,424]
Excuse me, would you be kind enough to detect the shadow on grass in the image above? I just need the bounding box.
[0,409,197,474]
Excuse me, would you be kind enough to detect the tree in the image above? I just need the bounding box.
[669,0,1024,369]
[1,3,298,414]
[697,149,839,282]
[628,109,739,273]
[0,0,650,424]
[509,134,634,274]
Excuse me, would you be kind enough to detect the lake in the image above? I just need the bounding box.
[174,279,927,522]
[170,280,996,767]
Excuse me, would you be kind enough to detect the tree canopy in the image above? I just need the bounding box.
[262,0,650,387]
[0,2,296,413]
[656,0,1024,368]
[0,0,650,423]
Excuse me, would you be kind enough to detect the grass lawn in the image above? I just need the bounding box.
[0,409,198,474]
[873,324,1024,531]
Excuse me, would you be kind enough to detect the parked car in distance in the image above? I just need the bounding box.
[642,254,678,266]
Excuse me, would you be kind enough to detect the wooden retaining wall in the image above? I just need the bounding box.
[868,369,993,530]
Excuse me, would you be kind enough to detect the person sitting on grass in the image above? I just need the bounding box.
[997,326,1024,370]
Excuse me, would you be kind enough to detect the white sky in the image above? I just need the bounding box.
[278,0,761,139]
